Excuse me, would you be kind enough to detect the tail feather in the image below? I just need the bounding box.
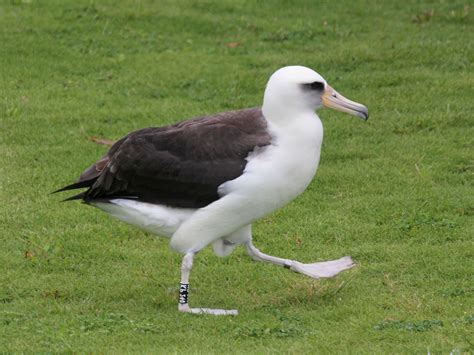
[61,191,86,202]
[52,178,97,194]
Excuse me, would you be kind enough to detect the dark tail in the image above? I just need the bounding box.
[52,178,97,194]
[61,191,86,202]
[52,177,97,201]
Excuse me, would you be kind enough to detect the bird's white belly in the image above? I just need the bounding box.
[92,199,195,238]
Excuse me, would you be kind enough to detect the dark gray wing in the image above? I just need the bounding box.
[57,108,271,208]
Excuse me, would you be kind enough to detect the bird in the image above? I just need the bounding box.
[54,66,368,315]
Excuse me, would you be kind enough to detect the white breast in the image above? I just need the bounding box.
[218,112,323,220]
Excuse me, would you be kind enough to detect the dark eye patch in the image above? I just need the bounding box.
[301,81,325,91]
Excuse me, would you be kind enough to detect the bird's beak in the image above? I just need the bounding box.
[322,85,368,120]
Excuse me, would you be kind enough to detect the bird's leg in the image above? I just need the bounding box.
[177,252,238,316]
[246,241,355,279]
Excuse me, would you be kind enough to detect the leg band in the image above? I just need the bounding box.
[179,283,189,304]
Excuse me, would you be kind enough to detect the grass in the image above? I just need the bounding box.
[0,0,472,353]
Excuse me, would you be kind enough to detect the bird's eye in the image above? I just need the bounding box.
[302,81,325,91]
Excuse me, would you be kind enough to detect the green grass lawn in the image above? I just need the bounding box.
[1,0,473,352]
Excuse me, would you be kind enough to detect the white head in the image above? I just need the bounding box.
[262,66,368,121]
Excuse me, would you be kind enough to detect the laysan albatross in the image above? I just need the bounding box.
[55,66,368,315]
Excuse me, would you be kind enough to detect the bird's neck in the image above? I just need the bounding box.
[262,97,317,126]
[262,103,320,133]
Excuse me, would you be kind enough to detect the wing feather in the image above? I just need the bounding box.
[58,108,271,208]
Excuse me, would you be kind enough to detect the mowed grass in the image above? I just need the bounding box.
[1,0,473,352]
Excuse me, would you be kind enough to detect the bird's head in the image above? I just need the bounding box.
[263,66,368,121]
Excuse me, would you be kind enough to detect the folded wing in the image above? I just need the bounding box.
[56,108,271,208]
